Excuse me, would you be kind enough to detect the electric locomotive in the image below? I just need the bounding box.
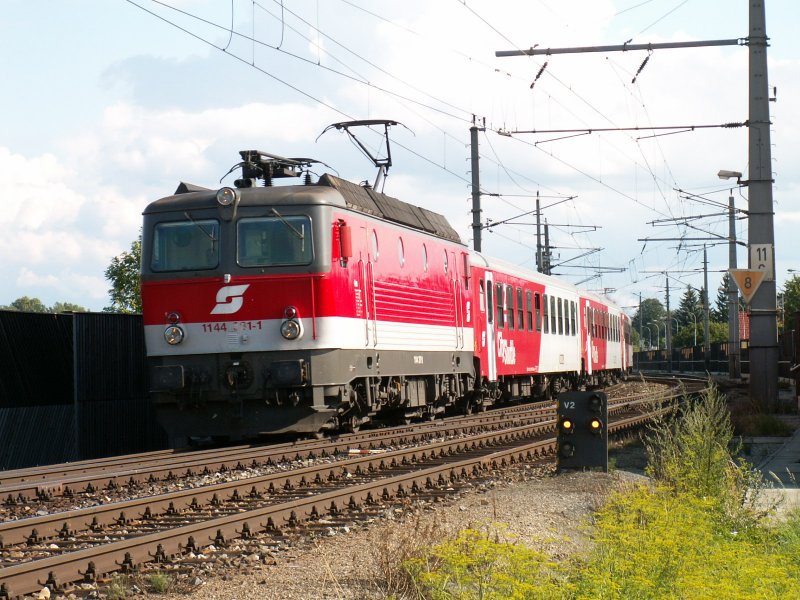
[142,150,476,444]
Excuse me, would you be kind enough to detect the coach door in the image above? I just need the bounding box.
[484,271,497,381]
[450,250,464,349]
[359,227,378,347]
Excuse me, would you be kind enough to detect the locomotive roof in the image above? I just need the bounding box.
[319,174,462,244]
[144,174,463,245]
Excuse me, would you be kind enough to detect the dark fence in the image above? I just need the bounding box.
[635,321,797,379]
[0,311,166,469]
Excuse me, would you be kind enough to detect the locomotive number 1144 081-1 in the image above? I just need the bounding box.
[201,321,264,333]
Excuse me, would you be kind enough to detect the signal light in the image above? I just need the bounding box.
[556,391,608,472]
[560,441,575,458]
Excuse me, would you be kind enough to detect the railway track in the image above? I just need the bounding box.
[0,378,701,599]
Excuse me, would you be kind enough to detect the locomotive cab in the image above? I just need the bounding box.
[142,156,347,443]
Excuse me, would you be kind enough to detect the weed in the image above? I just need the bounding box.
[405,525,573,600]
[106,574,129,600]
[147,570,172,594]
[368,512,446,598]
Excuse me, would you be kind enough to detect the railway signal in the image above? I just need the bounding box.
[556,391,608,472]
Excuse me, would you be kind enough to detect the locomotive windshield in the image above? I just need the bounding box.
[237,215,313,267]
[151,219,220,272]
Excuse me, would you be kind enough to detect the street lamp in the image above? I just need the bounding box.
[718,169,744,185]
[642,325,652,350]
[649,321,663,350]
[719,169,745,379]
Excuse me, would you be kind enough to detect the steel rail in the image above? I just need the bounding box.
[0,406,554,501]
[0,379,702,599]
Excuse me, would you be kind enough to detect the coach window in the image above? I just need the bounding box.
[542,294,549,333]
[571,301,577,335]
[535,293,541,331]
[517,288,524,330]
[526,290,533,332]
[496,283,504,328]
[550,296,557,334]
[443,250,449,274]
[506,285,515,329]
[422,244,428,272]
[479,279,485,313]
[371,230,379,261]
[557,298,564,335]
[487,283,493,323]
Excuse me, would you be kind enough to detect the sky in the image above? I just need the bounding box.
[1,0,797,315]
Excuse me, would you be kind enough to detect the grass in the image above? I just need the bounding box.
[383,384,800,600]
[147,570,172,593]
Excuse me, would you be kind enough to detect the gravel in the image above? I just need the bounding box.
[144,461,647,600]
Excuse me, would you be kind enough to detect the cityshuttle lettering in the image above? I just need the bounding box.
[496,331,516,365]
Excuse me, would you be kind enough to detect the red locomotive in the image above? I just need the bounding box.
[142,145,631,444]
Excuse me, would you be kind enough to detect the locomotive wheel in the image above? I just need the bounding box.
[341,414,361,433]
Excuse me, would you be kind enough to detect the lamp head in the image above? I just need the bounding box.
[717,169,743,181]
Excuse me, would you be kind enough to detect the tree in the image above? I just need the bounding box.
[713,275,732,323]
[1,296,48,312]
[672,321,728,348]
[782,275,800,322]
[51,302,88,313]
[104,235,142,314]
[633,298,665,349]
[674,286,700,329]
[0,297,87,313]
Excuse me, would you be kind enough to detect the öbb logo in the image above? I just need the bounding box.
[211,284,250,315]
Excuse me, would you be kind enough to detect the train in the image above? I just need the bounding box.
[141,144,632,444]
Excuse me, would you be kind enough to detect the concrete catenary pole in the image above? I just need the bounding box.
[728,195,741,378]
[536,192,543,273]
[470,124,482,252]
[747,0,778,411]
[703,245,711,370]
[665,276,672,373]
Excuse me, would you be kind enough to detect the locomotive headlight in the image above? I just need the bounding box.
[280,319,302,340]
[216,187,239,206]
[164,325,185,345]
